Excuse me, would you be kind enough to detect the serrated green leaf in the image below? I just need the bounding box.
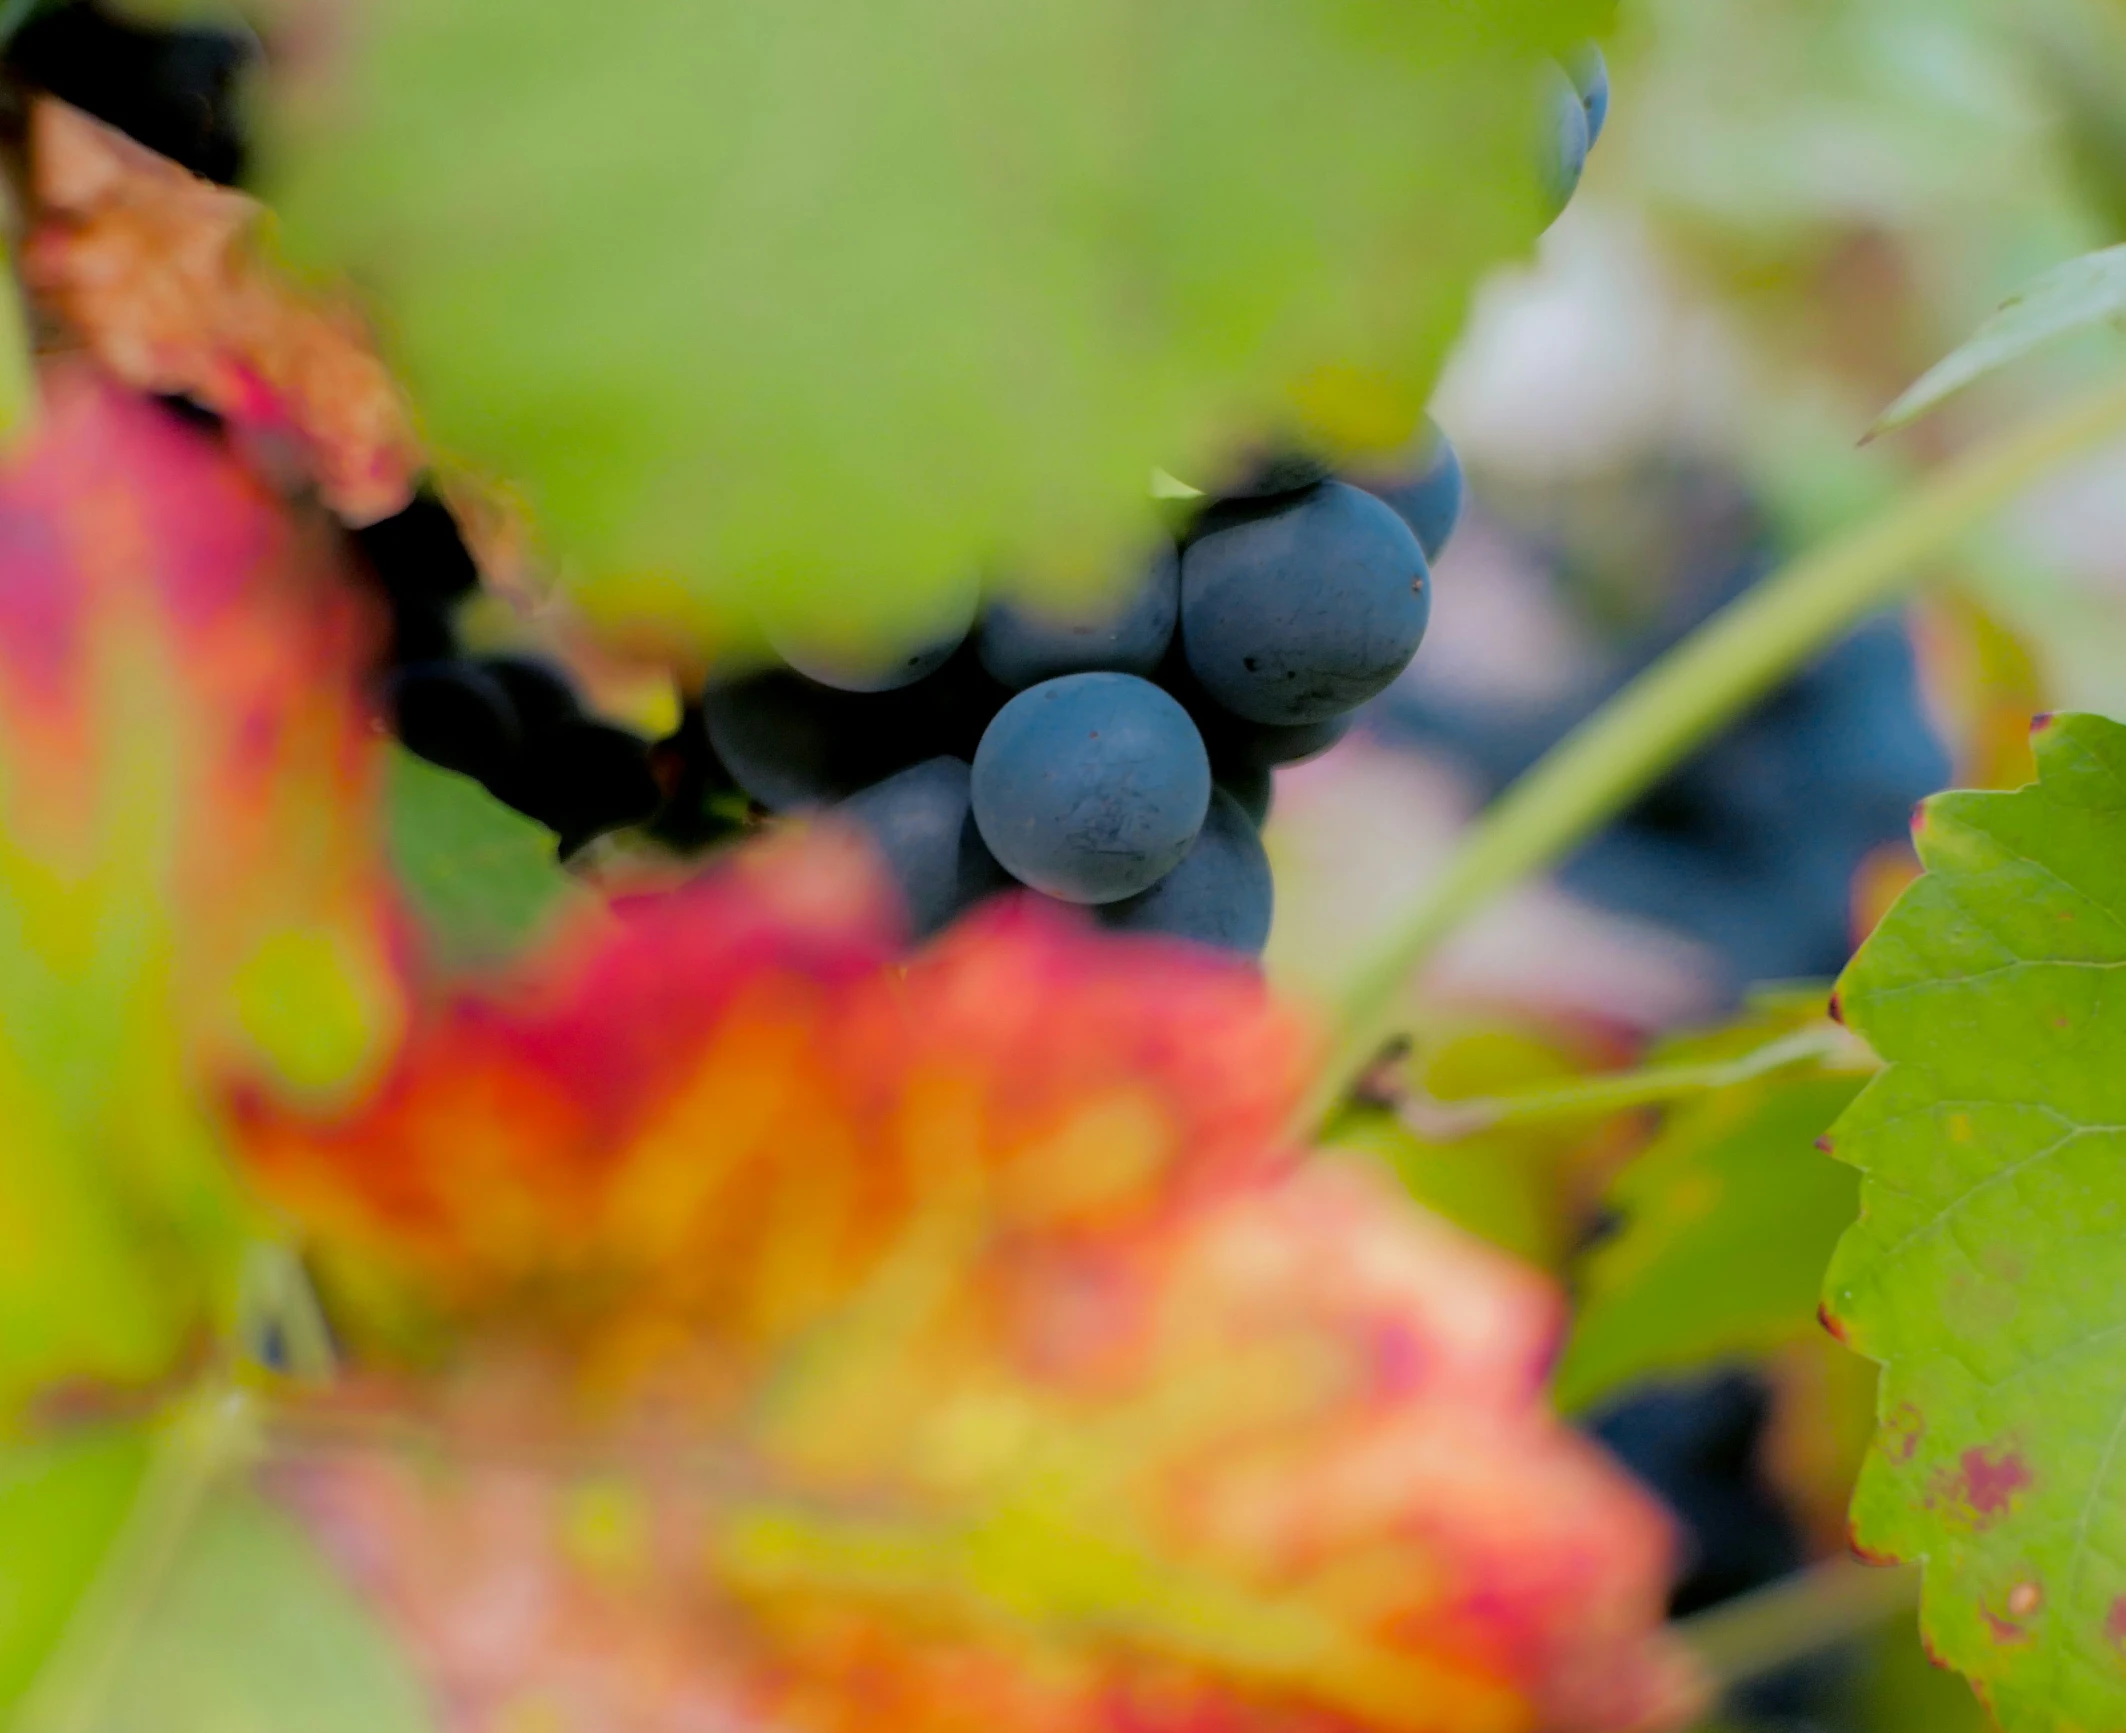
[1872,245,2126,437]
[0,1430,146,1715]
[1823,711,2126,1733]
[385,749,583,971]
[267,0,1607,649]
[84,1487,437,1733]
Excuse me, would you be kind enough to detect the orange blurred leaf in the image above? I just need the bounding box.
[245,839,1698,1733]
[23,99,422,525]
[0,360,403,1413]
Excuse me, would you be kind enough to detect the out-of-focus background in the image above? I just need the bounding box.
[1263,2,2126,1727]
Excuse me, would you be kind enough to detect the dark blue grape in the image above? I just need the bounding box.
[1359,420,1464,562]
[501,721,662,856]
[10,1,258,185]
[1180,481,1428,726]
[1587,1373,1802,1617]
[352,491,481,609]
[1098,789,1272,954]
[839,758,1013,940]
[478,655,581,739]
[1219,765,1273,828]
[702,670,890,810]
[386,597,458,667]
[1569,44,1611,149]
[387,661,520,785]
[1541,62,1591,219]
[978,544,1179,688]
[970,672,1210,904]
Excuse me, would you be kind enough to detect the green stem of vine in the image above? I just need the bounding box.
[1302,375,2126,1134]
[1677,1558,1920,1692]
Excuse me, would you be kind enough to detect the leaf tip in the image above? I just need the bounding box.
[2030,710,2056,736]
[1826,989,1845,1026]
[1817,1301,1851,1345]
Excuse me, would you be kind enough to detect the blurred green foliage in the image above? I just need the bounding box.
[386,749,585,971]
[267,0,1608,655]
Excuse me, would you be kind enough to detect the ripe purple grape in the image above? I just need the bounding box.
[977,544,1179,688]
[1180,481,1428,726]
[1097,789,1273,955]
[970,672,1210,904]
[838,757,1012,940]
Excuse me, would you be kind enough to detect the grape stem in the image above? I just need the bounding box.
[1303,376,2126,1133]
[1677,1557,1920,1692]
[1391,1024,1867,1140]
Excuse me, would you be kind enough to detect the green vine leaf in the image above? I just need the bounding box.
[1555,997,1868,1414]
[267,0,1607,648]
[1824,711,2126,1732]
[1871,245,2126,438]
[385,749,586,972]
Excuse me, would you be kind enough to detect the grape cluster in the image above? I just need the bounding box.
[6,0,258,185]
[350,489,686,859]
[33,11,1614,959]
[700,427,1487,956]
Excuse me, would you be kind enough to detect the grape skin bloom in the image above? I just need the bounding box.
[971,672,1211,904]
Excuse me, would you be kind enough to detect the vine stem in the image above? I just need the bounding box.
[1677,1558,1920,1691]
[1301,376,2126,1133]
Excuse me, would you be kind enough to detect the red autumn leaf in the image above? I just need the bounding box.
[241,837,1700,1733]
[0,360,403,1412]
[23,99,422,525]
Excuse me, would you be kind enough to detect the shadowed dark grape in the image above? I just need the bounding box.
[480,655,581,739]
[387,661,521,786]
[971,672,1210,904]
[9,0,258,185]
[1181,481,1428,725]
[1219,765,1272,828]
[1358,420,1464,563]
[1097,788,1273,954]
[978,544,1179,688]
[703,670,891,810]
[839,757,1013,940]
[351,491,481,610]
[502,722,662,856]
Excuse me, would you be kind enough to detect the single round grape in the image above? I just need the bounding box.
[504,721,662,855]
[978,544,1179,688]
[479,654,581,738]
[1180,481,1428,726]
[1219,765,1272,829]
[1569,43,1611,148]
[1097,789,1273,955]
[839,757,1012,940]
[10,1,259,185]
[971,672,1210,904]
[352,490,481,607]
[388,660,520,784]
[1211,709,1352,774]
[767,580,980,693]
[703,669,889,810]
[1360,420,1463,562]
[1542,61,1591,220]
